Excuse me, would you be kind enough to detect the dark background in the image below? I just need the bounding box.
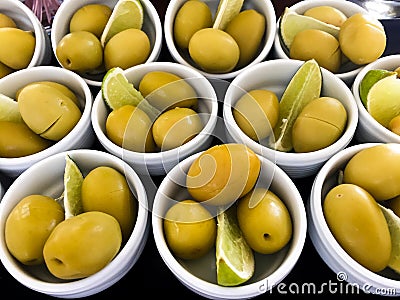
[1,0,400,299]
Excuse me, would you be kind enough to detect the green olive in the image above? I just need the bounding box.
[343,143,400,201]
[292,97,347,153]
[188,28,240,73]
[163,199,216,260]
[339,13,386,65]
[5,194,64,265]
[303,6,347,27]
[138,71,198,111]
[237,188,292,254]
[225,9,265,68]
[388,115,400,135]
[0,61,13,79]
[290,29,341,73]
[173,0,212,49]
[324,183,391,272]
[152,107,203,150]
[105,104,155,153]
[69,4,112,38]
[0,28,35,70]
[233,89,279,141]
[0,13,17,28]
[0,121,52,157]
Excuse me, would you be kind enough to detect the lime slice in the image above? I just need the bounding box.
[359,69,397,107]
[100,0,144,47]
[271,59,322,152]
[101,67,160,120]
[216,206,254,286]
[379,204,400,274]
[279,7,340,50]
[212,0,244,30]
[0,93,22,123]
[366,74,400,128]
[63,155,84,219]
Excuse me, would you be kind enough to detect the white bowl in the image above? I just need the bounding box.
[0,149,149,298]
[164,0,276,80]
[223,58,358,179]
[0,0,52,73]
[0,66,95,178]
[51,0,163,87]
[308,142,400,296]
[92,61,219,176]
[152,151,307,299]
[351,54,400,143]
[272,0,368,86]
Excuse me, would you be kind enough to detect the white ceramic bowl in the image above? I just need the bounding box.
[272,0,369,86]
[152,151,307,299]
[0,0,52,74]
[0,149,149,298]
[351,54,400,144]
[223,58,358,179]
[0,66,94,178]
[308,142,400,296]
[164,0,276,80]
[92,61,219,176]
[51,0,163,87]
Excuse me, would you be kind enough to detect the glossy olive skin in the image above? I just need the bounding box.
[237,188,292,254]
[188,28,240,73]
[303,6,347,27]
[138,71,198,111]
[343,144,400,201]
[225,9,265,68]
[186,143,261,206]
[290,29,341,73]
[43,211,122,280]
[81,166,137,241]
[0,13,17,28]
[388,115,400,135]
[0,121,52,157]
[0,27,35,69]
[18,83,81,141]
[5,195,64,265]
[152,107,202,151]
[163,199,216,260]
[104,28,150,71]
[69,4,112,38]
[233,89,279,141]
[173,0,212,49]
[324,183,391,272]
[56,31,103,73]
[339,13,386,65]
[106,104,155,153]
[292,97,347,153]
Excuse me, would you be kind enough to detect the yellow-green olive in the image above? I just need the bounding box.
[233,89,279,141]
[0,121,52,157]
[303,6,347,27]
[388,115,400,135]
[0,61,13,79]
[290,29,341,73]
[105,104,155,153]
[17,83,81,141]
[173,0,212,49]
[343,143,400,201]
[188,28,240,73]
[138,71,198,111]
[339,13,386,65]
[292,97,347,153]
[0,28,35,70]
[69,4,112,38]
[225,9,265,68]
[324,183,391,272]
[0,13,17,28]
[152,107,203,151]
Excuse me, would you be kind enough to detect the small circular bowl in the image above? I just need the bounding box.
[51,0,163,87]
[0,66,94,178]
[308,142,400,295]
[351,54,400,143]
[0,149,149,298]
[0,0,52,75]
[272,0,368,86]
[152,151,307,299]
[164,0,276,80]
[92,61,219,176]
[223,58,358,179]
